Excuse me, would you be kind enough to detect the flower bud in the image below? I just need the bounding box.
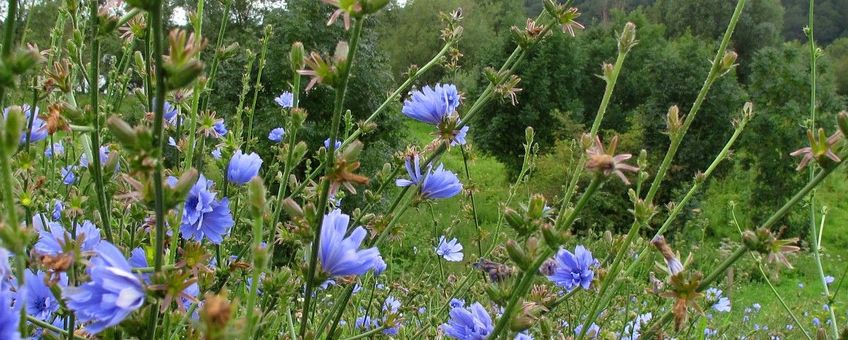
[9,45,42,74]
[666,105,682,136]
[524,127,534,144]
[504,208,525,230]
[506,240,531,270]
[361,0,390,14]
[694,171,706,184]
[247,177,267,217]
[290,41,305,72]
[527,194,546,219]
[2,106,24,152]
[600,62,614,81]
[333,41,349,66]
[541,223,568,250]
[637,149,648,169]
[281,198,303,218]
[742,101,754,119]
[510,302,547,332]
[200,293,232,334]
[107,116,138,147]
[165,61,204,89]
[838,111,848,137]
[218,42,240,60]
[719,50,737,75]
[291,107,308,126]
[483,66,499,84]
[617,22,637,53]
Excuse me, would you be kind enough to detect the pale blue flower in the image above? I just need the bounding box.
[546,245,597,291]
[324,138,342,150]
[621,312,652,340]
[268,127,285,142]
[4,105,47,144]
[396,154,462,199]
[227,150,263,185]
[61,165,76,185]
[575,323,600,338]
[26,270,66,321]
[435,236,464,262]
[0,289,20,340]
[441,302,493,340]
[318,210,385,277]
[211,147,222,160]
[402,84,460,125]
[33,215,101,256]
[274,91,294,108]
[180,175,234,244]
[64,241,146,334]
[451,125,469,146]
[825,275,835,285]
[705,288,731,312]
[44,142,64,158]
[213,119,228,137]
[163,101,179,125]
[51,200,63,221]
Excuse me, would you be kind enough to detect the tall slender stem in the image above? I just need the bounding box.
[299,19,364,337]
[88,0,113,243]
[459,146,482,256]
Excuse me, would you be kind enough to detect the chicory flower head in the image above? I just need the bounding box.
[274,91,294,108]
[64,241,146,334]
[402,84,460,125]
[441,302,493,340]
[33,215,102,256]
[435,236,464,262]
[26,270,67,321]
[0,289,20,340]
[545,245,597,291]
[324,138,342,150]
[227,150,263,185]
[705,288,731,313]
[396,154,463,200]
[4,105,47,144]
[268,127,285,142]
[180,175,234,244]
[213,119,228,137]
[44,142,64,158]
[61,165,76,185]
[318,209,385,277]
[211,147,222,160]
[51,200,63,221]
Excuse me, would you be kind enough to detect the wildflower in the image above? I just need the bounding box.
[825,275,835,285]
[790,128,842,170]
[435,236,464,262]
[651,236,684,275]
[64,241,146,334]
[383,296,400,313]
[704,328,717,337]
[441,302,493,340]
[4,105,47,144]
[227,150,263,185]
[34,216,102,255]
[324,138,342,150]
[473,259,514,282]
[51,200,63,221]
[355,315,376,330]
[396,154,462,199]
[449,298,465,308]
[274,91,293,108]
[585,134,638,184]
[575,323,600,338]
[268,128,285,142]
[44,142,64,158]
[545,245,597,291]
[163,101,179,125]
[515,331,533,340]
[752,303,761,311]
[213,119,228,137]
[168,136,178,148]
[451,125,469,146]
[705,288,731,312]
[813,317,820,326]
[0,290,19,340]
[180,175,234,244]
[26,270,66,321]
[743,228,800,269]
[79,153,89,168]
[61,165,76,185]
[401,84,460,126]
[211,147,222,160]
[318,210,385,277]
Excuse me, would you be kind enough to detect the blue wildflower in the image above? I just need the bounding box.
[705,288,731,313]
[435,236,464,262]
[211,147,222,160]
[213,119,227,137]
[4,105,47,144]
[441,302,493,340]
[324,138,342,150]
[545,245,597,291]
[621,312,652,340]
[26,270,66,321]
[318,210,385,277]
[51,200,63,221]
[825,275,835,285]
[34,215,101,256]
[355,315,377,330]
[44,142,64,158]
[449,298,465,308]
[452,125,469,146]
[129,247,152,283]
[515,331,533,340]
[395,153,424,187]
[163,101,179,125]
[396,155,462,199]
[268,127,285,142]
[61,165,76,185]
[0,289,20,340]
[575,323,600,338]
[227,150,263,185]
[180,175,234,244]
[402,84,460,125]
[168,136,178,148]
[274,91,294,108]
[64,241,146,334]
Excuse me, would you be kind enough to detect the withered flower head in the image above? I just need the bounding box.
[43,103,70,134]
[200,293,232,332]
[327,140,369,196]
[585,134,639,184]
[743,227,800,269]
[473,259,514,283]
[651,236,684,276]
[790,128,843,171]
[660,271,704,330]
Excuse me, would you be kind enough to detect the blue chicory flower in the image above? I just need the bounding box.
[0,288,20,340]
[545,245,597,291]
[825,275,835,285]
[441,302,493,340]
[515,331,533,340]
[180,175,234,244]
[324,138,342,150]
[451,125,469,146]
[705,288,731,313]
[396,154,462,199]
[33,215,101,256]
[213,119,228,137]
[64,241,146,334]
[51,200,63,221]
[621,312,652,340]
[26,270,66,321]
[268,127,285,142]
[274,91,294,108]
[44,142,64,158]
[402,84,460,125]
[4,105,47,144]
[61,165,76,185]
[318,209,385,277]
[575,323,600,338]
[163,101,179,125]
[435,236,464,262]
[168,136,178,148]
[211,147,222,160]
[227,150,263,185]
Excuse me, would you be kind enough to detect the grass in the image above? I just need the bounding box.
[387,120,848,335]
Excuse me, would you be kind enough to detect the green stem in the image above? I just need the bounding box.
[26,315,86,340]
[245,25,272,152]
[299,19,364,337]
[340,325,388,340]
[181,0,206,173]
[811,207,838,335]
[88,0,113,243]
[755,260,812,339]
[459,145,482,257]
